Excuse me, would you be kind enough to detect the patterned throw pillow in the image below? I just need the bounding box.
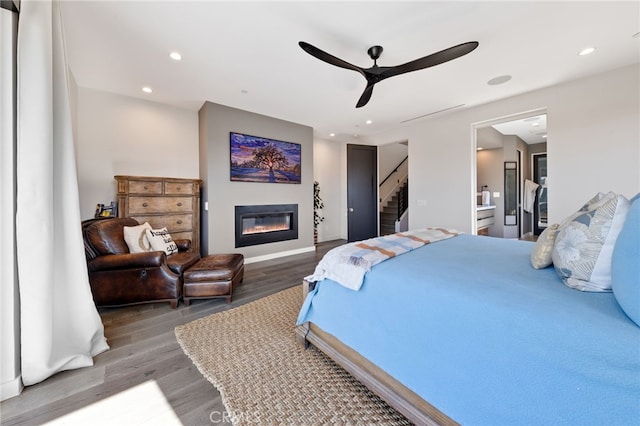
[552,192,630,291]
[564,192,609,221]
[530,223,560,269]
[146,227,178,255]
[123,222,152,253]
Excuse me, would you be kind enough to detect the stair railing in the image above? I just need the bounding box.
[379,156,408,210]
[398,182,408,220]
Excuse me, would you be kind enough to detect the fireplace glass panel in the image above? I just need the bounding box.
[234,204,298,247]
[242,214,292,235]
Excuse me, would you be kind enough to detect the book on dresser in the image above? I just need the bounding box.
[115,175,203,254]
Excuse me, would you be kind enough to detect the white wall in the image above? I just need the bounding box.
[313,138,347,242]
[379,141,408,183]
[367,64,640,233]
[76,88,199,220]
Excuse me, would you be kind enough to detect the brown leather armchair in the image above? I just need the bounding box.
[82,217,200,308]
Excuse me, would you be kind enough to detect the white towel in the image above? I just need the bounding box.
[524,179,540,213]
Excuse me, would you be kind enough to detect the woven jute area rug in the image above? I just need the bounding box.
[175,286,410,425]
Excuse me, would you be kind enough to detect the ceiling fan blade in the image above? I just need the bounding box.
[299,41,366,77]
[381,41,479,79]
[356,84,375,108]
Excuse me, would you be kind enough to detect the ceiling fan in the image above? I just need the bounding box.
[299,40,479,108]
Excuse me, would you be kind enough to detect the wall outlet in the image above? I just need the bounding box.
[417,199,427,206]
[493,192,501,198]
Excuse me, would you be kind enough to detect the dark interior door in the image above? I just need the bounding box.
[347,144,378,242]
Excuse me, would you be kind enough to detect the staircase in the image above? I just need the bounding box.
[379,183,408,236]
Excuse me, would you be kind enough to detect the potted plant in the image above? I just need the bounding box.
[313,181,325,246]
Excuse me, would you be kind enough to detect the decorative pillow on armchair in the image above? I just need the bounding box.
[123,222,153,253]
[552,192,630,291]
[146,227,179,255]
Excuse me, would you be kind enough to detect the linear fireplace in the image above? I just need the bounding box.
[234,204,298,247]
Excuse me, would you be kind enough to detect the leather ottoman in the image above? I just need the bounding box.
[182,254,244,305]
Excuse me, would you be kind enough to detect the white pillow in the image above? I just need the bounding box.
[123,222,152,253]
[530,223,559,269]
[552,192,631,291]
[146,227,178,255]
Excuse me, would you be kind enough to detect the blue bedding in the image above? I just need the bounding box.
[297,235,640,425]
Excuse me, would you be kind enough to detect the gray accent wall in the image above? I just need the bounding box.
[198,101,314,259]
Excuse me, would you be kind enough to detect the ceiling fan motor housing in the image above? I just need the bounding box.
[367,45,383,62]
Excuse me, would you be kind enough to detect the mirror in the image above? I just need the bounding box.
[533,154,548,235]
[504,161,517,225]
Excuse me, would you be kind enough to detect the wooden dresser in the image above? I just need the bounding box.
[115,175,203,253]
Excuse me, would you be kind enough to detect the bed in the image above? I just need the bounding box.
[296,195,640,425]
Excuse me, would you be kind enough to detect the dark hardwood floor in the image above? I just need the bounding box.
[0,240,345,426]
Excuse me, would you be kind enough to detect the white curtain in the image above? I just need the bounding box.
[16,0,108,386]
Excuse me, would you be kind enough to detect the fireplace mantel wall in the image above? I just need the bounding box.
[199,101,314,261]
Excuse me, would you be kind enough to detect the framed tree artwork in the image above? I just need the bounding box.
[230,132,301,184]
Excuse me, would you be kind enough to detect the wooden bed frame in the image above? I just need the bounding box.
[296,280,458,426]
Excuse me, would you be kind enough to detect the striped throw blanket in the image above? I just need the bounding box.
[305,228,461,291]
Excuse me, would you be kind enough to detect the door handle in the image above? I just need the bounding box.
[348,208,354,212]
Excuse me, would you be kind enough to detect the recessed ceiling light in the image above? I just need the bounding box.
[578,47,595,56]
[487,75,512,86]
[169,52,182,61]
[477,147,484,151]
[532,122,540,127]
[329,133,335,137]
[365,120,372,125]
[542,134,548,138]
[142,86,152,93]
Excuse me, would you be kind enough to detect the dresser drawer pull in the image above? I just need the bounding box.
[143,186,148,190]
[176,187,181,191]
[177,220,183,224]
[177,202,183,207]
[142,202,149,207]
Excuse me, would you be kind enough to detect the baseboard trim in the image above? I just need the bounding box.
[1,375,23,401]
[244,246,316,264]
[317,234,344,243]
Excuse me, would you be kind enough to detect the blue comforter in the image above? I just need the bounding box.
[297,235,640,425]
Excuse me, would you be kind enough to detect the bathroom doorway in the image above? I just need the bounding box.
[474,111,548,239]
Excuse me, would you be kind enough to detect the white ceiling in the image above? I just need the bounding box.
[492,113,547,145]
[59,1,639,144]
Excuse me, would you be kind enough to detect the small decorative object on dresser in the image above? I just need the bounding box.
[94,201,118,218]
[115,175,203,254]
